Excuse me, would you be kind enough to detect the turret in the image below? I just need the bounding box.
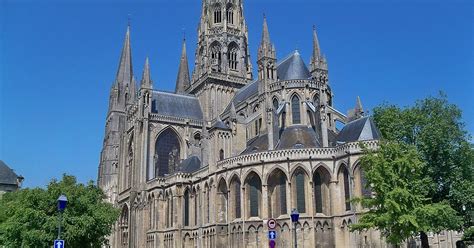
[310,26,328,84]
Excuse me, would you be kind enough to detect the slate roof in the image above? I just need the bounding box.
[211,119,231,130]
[337,117,381,143]
[152,91,203,120]
[277,125,321,149]
[277,51,311,81]
[179,156,201,173]
[242,134,269,154]
[0,160,20,185]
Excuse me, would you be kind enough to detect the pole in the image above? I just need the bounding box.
[57,211,62,239]
[294,222,297,248]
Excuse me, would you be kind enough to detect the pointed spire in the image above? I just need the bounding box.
[116,25,133,85]
[355,96,364,115]
[261,14,271,46]
[140,57,152,89]
[175,37,191,94]
[230,102,237,120]
[312,25,321,60]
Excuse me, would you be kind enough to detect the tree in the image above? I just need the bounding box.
[350,142,462,246]
[354,93,474,247]
[0,174,119,248]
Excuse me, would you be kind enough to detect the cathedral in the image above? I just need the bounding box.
[97,0,386,247]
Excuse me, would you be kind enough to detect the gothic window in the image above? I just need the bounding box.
[166,193,171,228]
[170,193,174,227]
[273,98,279,111]
[228,43,239,70]
[126,136,133,188]
[219,149,224,161]
[154,128,180,177]
[291,95,301,124]
[205,184,210,223]
[217,179,228,223]
[293,169,306,213]
[184,189,190,226]
[268,169,287,218]
[246,172,262,218]
[210,42,222,72]
[120,205,129,246]
[339,166,351,211]
[213,5,222,23]
[226,5,234,24]
[194,132,201,143]
[230,176,241,219]
[314,167,330,214]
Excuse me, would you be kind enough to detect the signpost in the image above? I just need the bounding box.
[54,240,64,248]
[267,218,277,247]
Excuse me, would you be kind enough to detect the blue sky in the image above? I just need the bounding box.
[1,0,473,188]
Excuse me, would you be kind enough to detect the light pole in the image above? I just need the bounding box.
[57,195,68,240]
[290,208,300,248]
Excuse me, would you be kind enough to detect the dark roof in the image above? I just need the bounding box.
[337,116,381,143]
[223,80,259,113]
[277,125,321,149]
[152,91,203,120]
[277,51,311,81]
[179,156,201,173]
[211,119,231,130]
[242,134,269,154]
[0,160,20,185]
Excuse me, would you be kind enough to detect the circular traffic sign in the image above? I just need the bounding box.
[267,218,277,229]
[269,240,276,248]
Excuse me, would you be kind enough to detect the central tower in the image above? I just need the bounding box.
[188,0,253,121]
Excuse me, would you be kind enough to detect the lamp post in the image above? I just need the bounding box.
[290,208,300,248]
[57,195,68,239]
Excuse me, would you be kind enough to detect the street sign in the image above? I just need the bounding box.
[269,239,276,248]
[268,230,277,240]
[54,240,65,248]
[267,218,277,229]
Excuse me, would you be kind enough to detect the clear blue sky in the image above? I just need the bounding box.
[1,0,473,188]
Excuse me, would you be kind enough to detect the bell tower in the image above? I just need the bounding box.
[189,0,253,121]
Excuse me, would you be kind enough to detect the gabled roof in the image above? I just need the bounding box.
[0,160,20,185]
[277,51,311,80]
[337,116,381,143]
[152,91,203,120]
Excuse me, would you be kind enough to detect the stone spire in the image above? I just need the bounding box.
[141,57,152,89]
[175,38,191,94]
[355,96,364,116]
[257,15,276,82]
[311,25,321,62]
[261,14,271,46]
[116,25,133,85]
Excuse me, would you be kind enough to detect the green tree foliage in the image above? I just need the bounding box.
[350,142,462,245]
[372,93,474,228]
[0,175,119,248]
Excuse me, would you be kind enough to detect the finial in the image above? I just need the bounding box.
[313,24,316,31]
[182,27,186,41]
[127,14,131,27]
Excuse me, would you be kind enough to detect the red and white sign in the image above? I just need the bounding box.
[267,218,277,229]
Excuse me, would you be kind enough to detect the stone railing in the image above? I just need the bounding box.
[149,114,204,127]
[216,140,378,169]
[269,79,325,92]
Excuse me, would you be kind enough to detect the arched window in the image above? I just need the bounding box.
[228,43,239,70]
[184,190,190,226]
[230,176,241,219]
[217,179,228,223]
[267,169,287,218]
[154,128,180,177]
[314,167,331,214]
[205,184,210,223]
[246,172,262,218]
[126,136,133,188]
[120,205,129,246]
[273,98,279,111]
[213,5,222,23]
[291,95,301,124]
[210,42,222,72]
[339,166,351,211]
[219,149,224,161]
[293,169,306,213]
[226,5,234,24]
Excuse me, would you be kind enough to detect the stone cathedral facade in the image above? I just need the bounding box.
[98,1,389,247]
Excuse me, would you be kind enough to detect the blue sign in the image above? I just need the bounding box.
[54,240,65,248]
[268,230,277,240]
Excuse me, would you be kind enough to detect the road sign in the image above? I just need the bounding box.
[267,218,277,229]
[54,240,64,248]
[268,230,277,240]
[269,239,276,248]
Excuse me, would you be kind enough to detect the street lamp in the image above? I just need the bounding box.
[57,195,68,239]
[291,208,300,248]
